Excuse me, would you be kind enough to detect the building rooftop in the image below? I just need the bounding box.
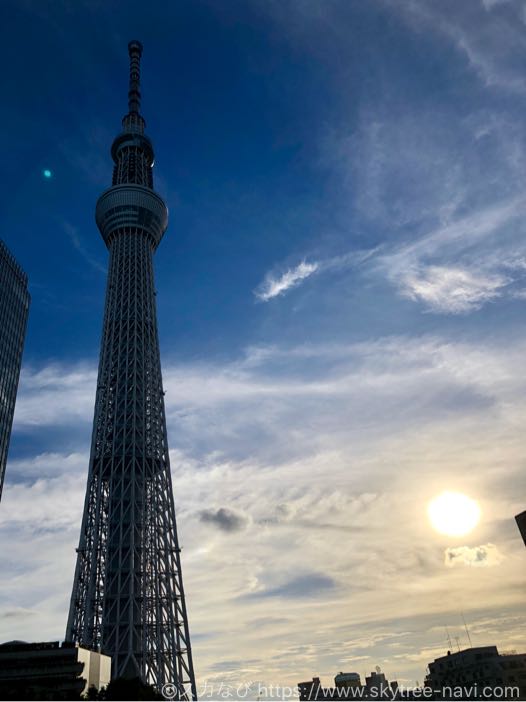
[0,239,28,286]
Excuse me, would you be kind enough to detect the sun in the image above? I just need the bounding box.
[427,491,481,537]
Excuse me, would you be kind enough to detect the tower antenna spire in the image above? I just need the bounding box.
[127,40,143,114]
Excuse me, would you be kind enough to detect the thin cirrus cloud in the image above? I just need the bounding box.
[319,32,526,316]
[373,197,526,314]
[400,265,510,314]
[254,248,379,302]
[3,335,526,686]
[385,0,526,93]
[253,193,526,315]
[254,260,319,301]
[61,221,106,274]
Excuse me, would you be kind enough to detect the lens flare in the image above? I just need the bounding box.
[428,491,480,537]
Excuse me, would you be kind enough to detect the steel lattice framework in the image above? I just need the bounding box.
[0,239,30,502]
[66,41,196,700]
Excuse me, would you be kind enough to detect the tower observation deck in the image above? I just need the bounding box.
[66,41,196,699]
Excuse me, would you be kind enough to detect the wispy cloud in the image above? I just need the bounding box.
[13,362,96,428]
[246,572,337,599]
[258,2,526,316]
[385,0,526,93]
[445,544,504,568]
[319,47,526,314]
[4,336,526,685]
[374,195,526,314]
[252,193,526,313]
[255,260,319,301]
[254,249,378,302]
[58,122,114,188]
[62,221,106,274]
[400,265,510,314]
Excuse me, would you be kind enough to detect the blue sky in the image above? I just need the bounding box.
[2,0,526,694]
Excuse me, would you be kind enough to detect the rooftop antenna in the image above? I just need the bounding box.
[445,627,453,650]
[461,612,473,648]
[454,635,461,652]
[127,40,143,114]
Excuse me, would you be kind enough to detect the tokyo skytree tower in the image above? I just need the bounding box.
[66,41,196,699]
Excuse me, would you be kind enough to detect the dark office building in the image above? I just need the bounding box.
[425,646,526,699]
[0,640,110,700]
[515,511,526,548]
[299,670,398,700]
[0,239,29,502]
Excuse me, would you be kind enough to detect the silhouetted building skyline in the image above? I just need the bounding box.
[425,645,526,699]
[0,239,29,502]
[0,640,110,699]
[297,645,526,701]
[299,668,397,700]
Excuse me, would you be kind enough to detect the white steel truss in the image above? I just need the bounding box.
[66,41,196,700]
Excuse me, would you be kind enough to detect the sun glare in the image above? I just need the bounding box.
[427,491,481,537]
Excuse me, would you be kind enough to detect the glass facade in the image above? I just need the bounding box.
[0,239,29,501]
